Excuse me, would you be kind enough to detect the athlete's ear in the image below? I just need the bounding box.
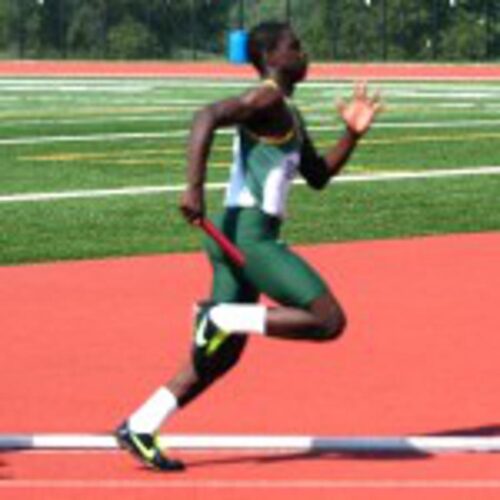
[262,49,276,71]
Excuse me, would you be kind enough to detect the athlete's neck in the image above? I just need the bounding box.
[262,71,296,97]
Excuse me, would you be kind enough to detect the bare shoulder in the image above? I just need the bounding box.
[198,83,285,127]
[240,83,285,112]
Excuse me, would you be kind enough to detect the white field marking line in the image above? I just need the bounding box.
[7,87,495,102]
[0,106,199,120]
[3,480,500,490]
[0,85,158,93]
[0,130,171,145]
[376,91,500,99]
[3,118,500,146]
[2,81,500,108]
[3,84,500,99]
[0,183,224,203]
[318,90,500,100]
[1,78,500,89]
[2,99,494,116]
[0,115,189,127]
[0,110,496,129]
[1,97,496,111]
[244,118,500,131]
[1,166,500,204]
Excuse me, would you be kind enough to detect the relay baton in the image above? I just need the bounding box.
[198,218,246,268]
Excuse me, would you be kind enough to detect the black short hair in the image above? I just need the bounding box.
[247,21,291,73]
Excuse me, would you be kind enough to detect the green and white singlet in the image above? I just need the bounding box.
[205,88,328,308]
[224,108,302,218]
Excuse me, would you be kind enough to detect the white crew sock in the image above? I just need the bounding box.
[209,304,267,334]
[128,387,178,434]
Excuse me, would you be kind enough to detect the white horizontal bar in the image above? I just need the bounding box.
[161,435,500,453]
[1,434,500,454]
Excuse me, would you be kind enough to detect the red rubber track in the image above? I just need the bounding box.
[1,60,500,80]
[1,232,500,499]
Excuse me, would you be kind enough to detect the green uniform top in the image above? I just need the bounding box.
[210,83,330,307]
[224,86,304,219]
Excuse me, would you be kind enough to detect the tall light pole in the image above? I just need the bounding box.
[431,0,438,59]
[238,0,245,29]
[190,0,197,60]
[485,0,492,59]
[382,0,387,60]
[285,0,292,22]
[36,0,45,58]
[331,0,340,59]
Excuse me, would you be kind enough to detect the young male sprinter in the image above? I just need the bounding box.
[116,21,382,471]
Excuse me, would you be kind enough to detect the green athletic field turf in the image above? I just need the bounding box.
[1,78,499,265]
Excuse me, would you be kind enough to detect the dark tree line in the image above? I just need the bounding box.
[0,0,498,61]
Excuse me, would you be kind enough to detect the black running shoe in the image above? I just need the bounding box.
[115,422,185,472]
[194,302,229,356]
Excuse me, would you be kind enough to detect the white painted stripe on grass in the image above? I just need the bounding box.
[0,182,225,203]
[0,130,174,145]
[1,79,500,90]
[1,166,499,204]
[0,115,189,127]
[0,84,158,93]
[7,85,500,99]
[314,119,500,130]
[3,118,500,146]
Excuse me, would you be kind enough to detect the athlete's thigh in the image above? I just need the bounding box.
[243,240,329,308]
[206,239,259,303]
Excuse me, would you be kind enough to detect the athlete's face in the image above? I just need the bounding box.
[269,29,308,83]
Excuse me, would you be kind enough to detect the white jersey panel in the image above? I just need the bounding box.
[224,134,257,209]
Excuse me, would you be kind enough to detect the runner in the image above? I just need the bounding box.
[116,20,382,471]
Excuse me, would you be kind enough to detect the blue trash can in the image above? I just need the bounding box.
[228,30,248,64]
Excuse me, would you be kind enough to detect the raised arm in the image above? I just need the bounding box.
[179,86,283,223]
[300,81,382,190]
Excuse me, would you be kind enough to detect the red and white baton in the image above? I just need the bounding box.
[197,218,246,268]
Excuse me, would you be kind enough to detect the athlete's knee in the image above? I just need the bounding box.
[324,307,347,340]
[311,306,347,342]
[306,293,347,342]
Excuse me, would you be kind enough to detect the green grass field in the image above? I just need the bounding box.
[1,77,499,265]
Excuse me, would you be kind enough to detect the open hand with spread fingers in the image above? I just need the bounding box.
[337,81,383,137]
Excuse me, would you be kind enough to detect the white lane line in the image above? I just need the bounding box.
[0,131,173,145]
[0,115,189,127]
[1,166,499,204]
[1,79,500,90]
[3,118,500,146]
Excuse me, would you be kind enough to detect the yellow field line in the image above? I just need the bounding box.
[19,146,232,162]
[86,159,230,169]
[17,131,498,164]
[19,148,166,162]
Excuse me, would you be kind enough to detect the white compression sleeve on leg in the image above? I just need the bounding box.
[209,304,267,334]
[128,387,178,434]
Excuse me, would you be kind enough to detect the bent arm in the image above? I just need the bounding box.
[300,82,382,190]
[186,99,253,189]
[180,86,283,223]
[299,128,360,190]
